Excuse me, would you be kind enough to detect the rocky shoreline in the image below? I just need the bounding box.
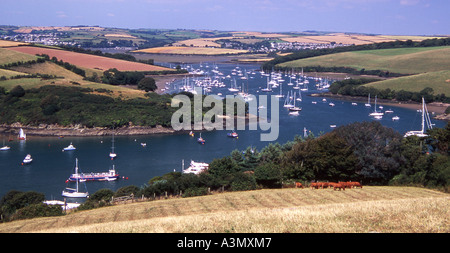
[0,123,178,137]
[0,114,260,137]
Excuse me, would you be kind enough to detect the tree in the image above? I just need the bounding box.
[254,162,282,188]
[334,121,404,184]
[9,85,25,97]
[138,77,157,92]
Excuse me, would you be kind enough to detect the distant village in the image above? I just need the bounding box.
[1,31,353,53]
[1,32,78,47]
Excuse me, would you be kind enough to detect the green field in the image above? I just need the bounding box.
[278,46,450,74]
[0,47,38,65]
[365,70,450,96]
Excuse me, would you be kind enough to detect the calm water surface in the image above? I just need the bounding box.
[0,62,445,200]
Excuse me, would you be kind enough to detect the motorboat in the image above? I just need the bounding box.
[62,142,76,151]
[227,131,238,138]
[23,154,33,164]
[182,160,209,175]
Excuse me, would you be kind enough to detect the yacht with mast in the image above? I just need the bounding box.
[109,134,117,159]
[404,97,433,138]
[18,128,26,140]
[369,95,384,118]
[62,159,89,198]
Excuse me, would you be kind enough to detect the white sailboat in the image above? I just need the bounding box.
[228,78,239,92]
[62,158,89,198]
[109,134,117,159]
[283,91,294,108]
[369,96,384,118]
[18,128,26,140]
[261,77,272,92]
[0,139,10,151]
[404,97,433,138]
[365,94,371,107]
[275,81,284,98]
[289,92,302,112]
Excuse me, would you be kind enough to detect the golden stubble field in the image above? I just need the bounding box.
[1,186,448,233]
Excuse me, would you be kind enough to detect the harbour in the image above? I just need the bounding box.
[0,62,446,201]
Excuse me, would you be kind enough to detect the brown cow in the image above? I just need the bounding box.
[328,182,338,188]
[295,182,304,188]
[348,181,363,188]
[318,182,330,189]
[333,183,345,191]
[339,181,351,189]
[310,182,318,189]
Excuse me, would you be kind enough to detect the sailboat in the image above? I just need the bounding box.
[0,139,10,151]
[404,97,433,138]
[296,90,302,102]
[18,128,26,140]
[275,81,284,98]
[369,95,384,118]
[62,158,89,198]
[228,78,239,92]
[289,92,302,112]
[283,91,294,108]
[197,133,205,144]
[365,94,371,107]
[109,134,117,159]
[261,77,272,92]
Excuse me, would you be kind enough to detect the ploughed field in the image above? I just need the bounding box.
[0,186,448,233]
[7,46,174,72]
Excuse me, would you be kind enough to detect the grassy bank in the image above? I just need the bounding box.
[278,46,450,75]
[1,186,448,233]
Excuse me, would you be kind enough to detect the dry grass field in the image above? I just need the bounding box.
[281,34,442,45]
[1,61,147,99]
[0,39,29,48]
[1,186,448,233]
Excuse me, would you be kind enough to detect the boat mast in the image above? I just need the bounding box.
[421,97,425,134]
[75,158,79,192]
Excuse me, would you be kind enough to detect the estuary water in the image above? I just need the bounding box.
[0,62,445,200]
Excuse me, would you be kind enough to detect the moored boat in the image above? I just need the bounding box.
[69,164,119,182]
[227,131,238,138]
[62,159,89,198]
[18,128,26,140]
[22,154,32,164]
[197,133,205,144]
[404,97,432,138]
[62,142,76,151]
[182,160,209,175]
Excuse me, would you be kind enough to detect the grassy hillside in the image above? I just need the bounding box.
[278,46,450,74]
[0,61,146,99]
[0,47,37,65]
[0,187,448,233]
[364,70,450,96]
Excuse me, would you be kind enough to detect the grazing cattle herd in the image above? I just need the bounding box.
[295,181,363,191]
